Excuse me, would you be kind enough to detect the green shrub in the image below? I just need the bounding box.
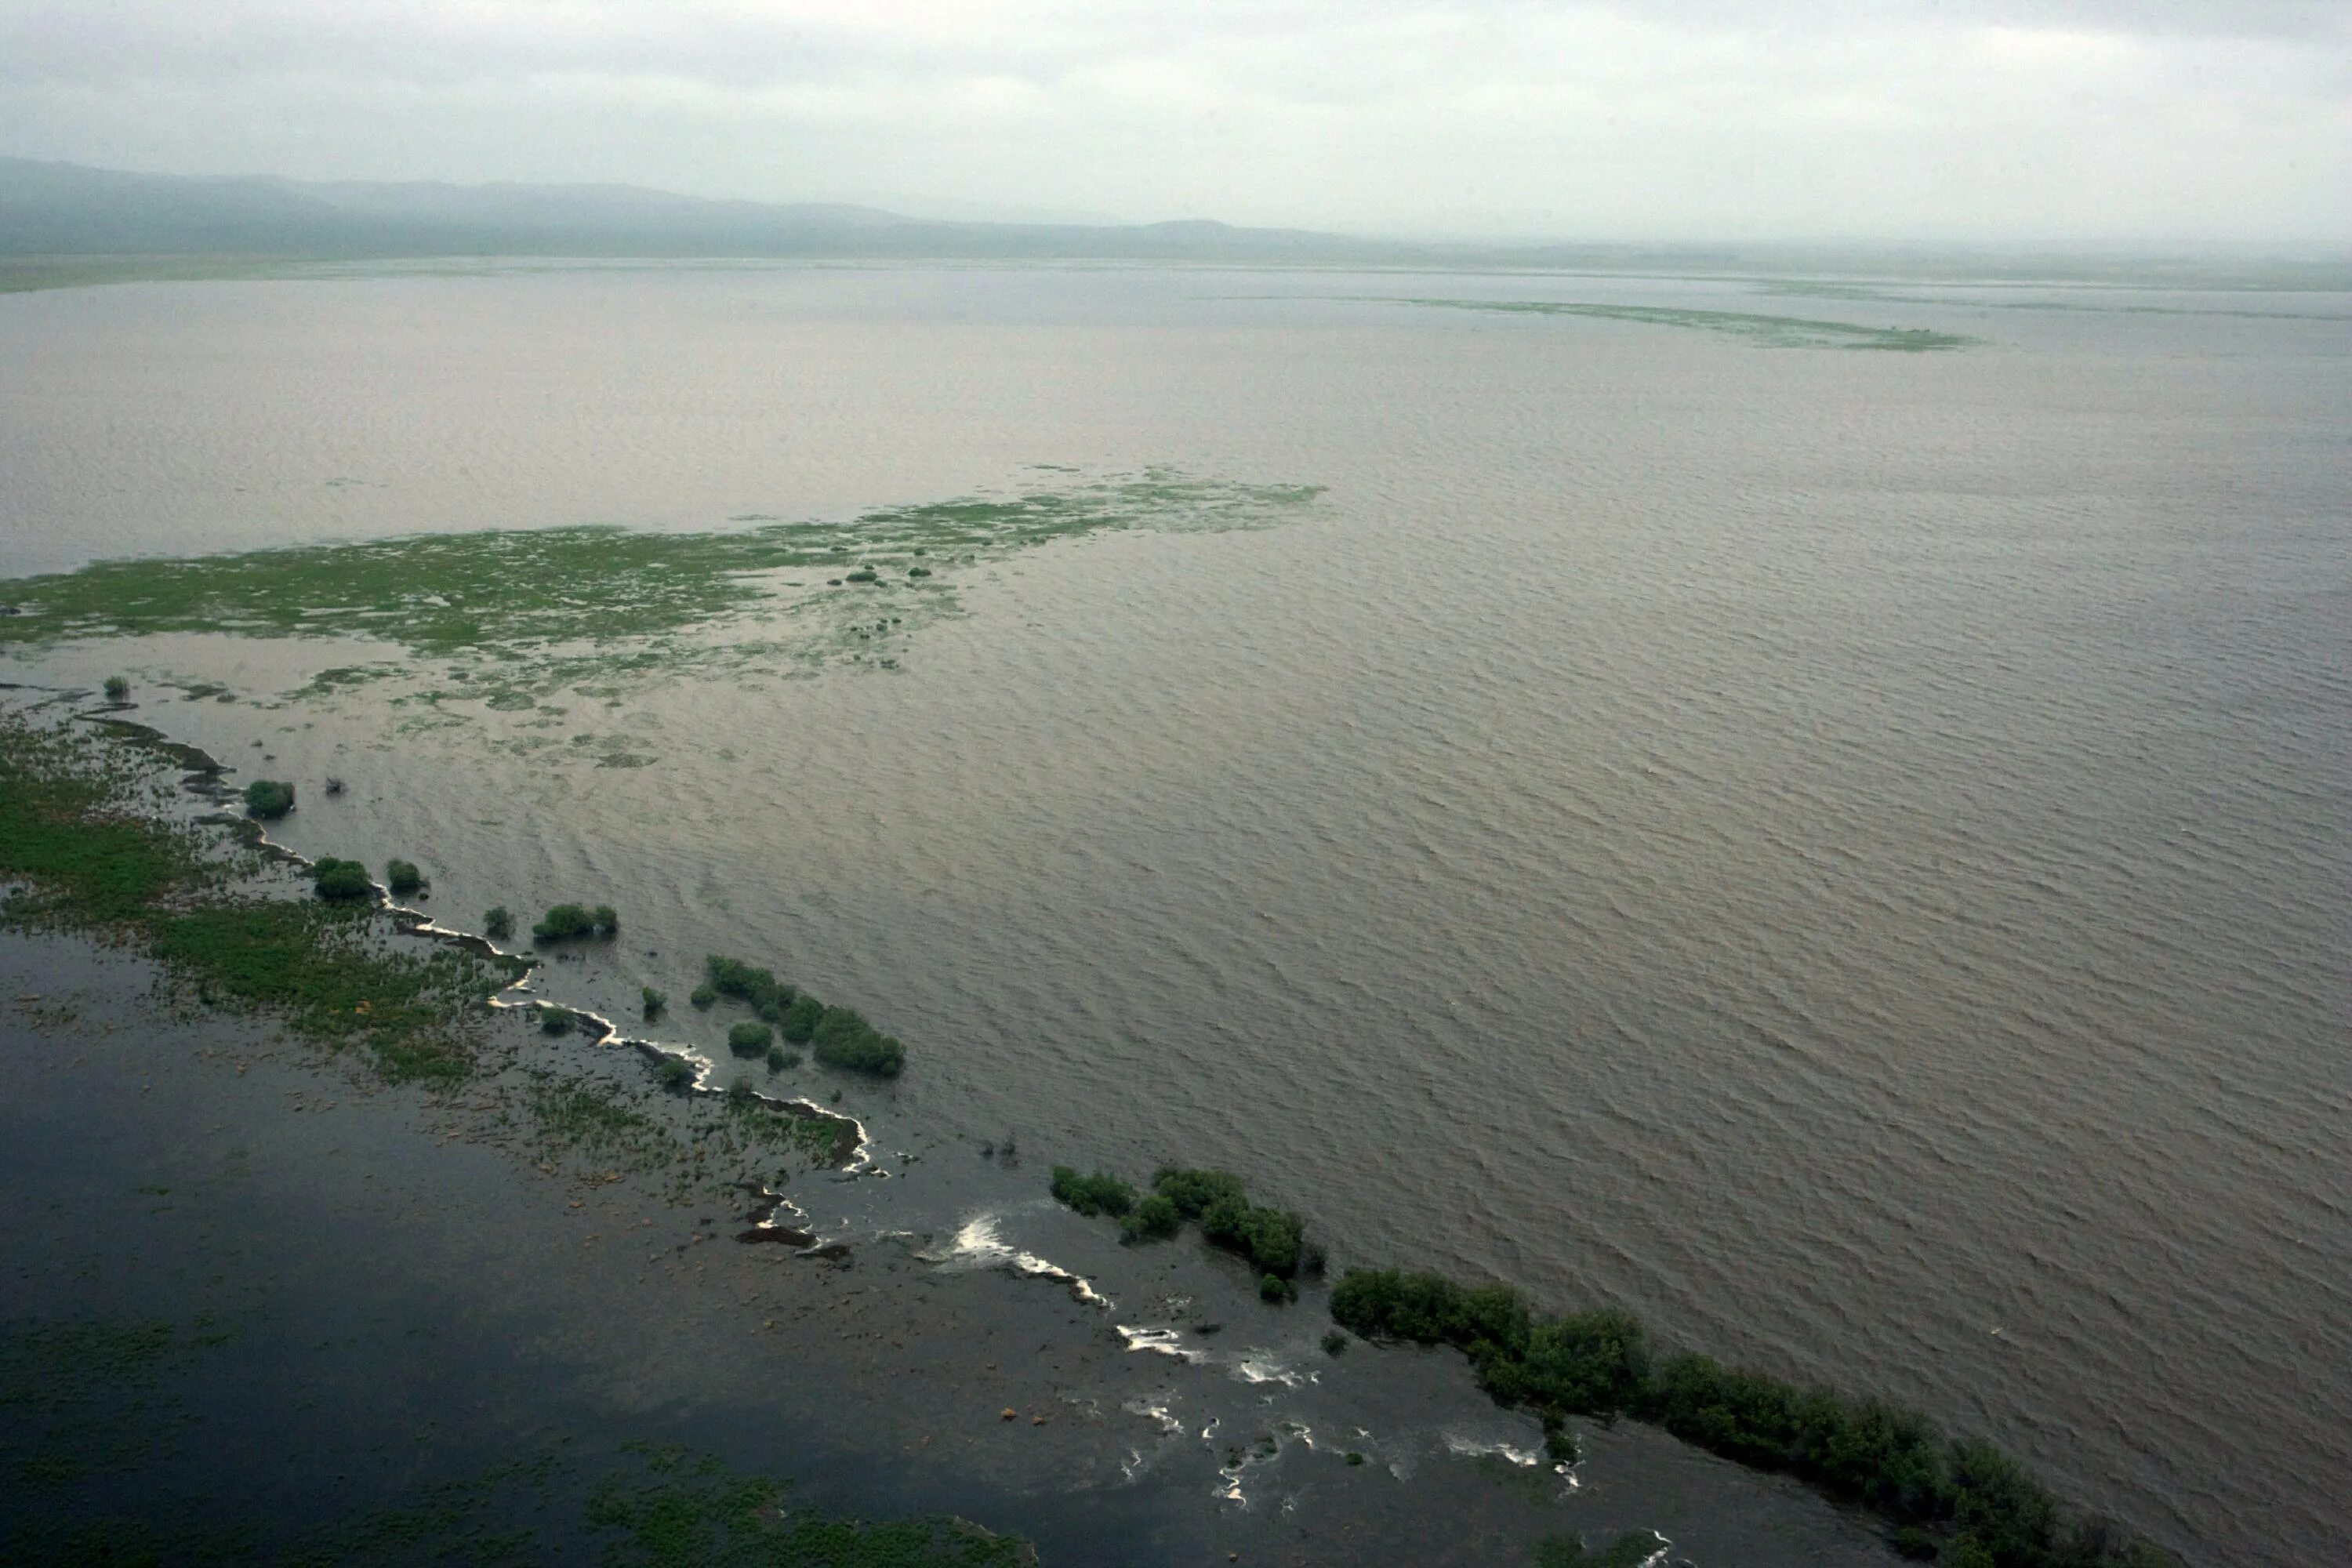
[533,903,597,941]
[1322,1330,1349,1356]
[641,986,666,1018]
[385,859,423,895]
[845,568,878,583]
[1543,1421,1581,1466]
[1260,1273,1294,1303]
[779,993,824,1042]
[311,858,373,900]
[243,779,295,818]
[689,983,717,1009]
[1119,1192,1181,1244]
[725,1076,756,1104]
[706,955,796,1022]
[539,1006,575,1035]
[483,906,514,939]
[1156,1168,1305,1277]
[811,1004,904,1076]
[103,676,130,701]
[1049,1166,1135,1218]
[1153,1167,1247,1218]
[654,1056,694,1091]
[1487,1310,1651,1417]
[1344,1450,1365,1467]
[592,904,619,935]
[728,1021,773,1056]
[764,1045,799,1073]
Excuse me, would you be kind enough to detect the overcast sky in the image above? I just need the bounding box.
[1,1,2345,245]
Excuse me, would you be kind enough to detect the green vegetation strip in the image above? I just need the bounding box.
[1047,1145,2171,1566]
[1,708,523,1084]
[1385,297,1971,350]
[0,470,1322,681]
[1329,1269,2174,1568]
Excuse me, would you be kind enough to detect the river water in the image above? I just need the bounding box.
[2,263,2347,1565]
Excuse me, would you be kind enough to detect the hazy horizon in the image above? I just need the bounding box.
[2,1,2347,250]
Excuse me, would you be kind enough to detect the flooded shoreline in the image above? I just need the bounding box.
[5,263,2340,1563]
[1,692,1904,1564]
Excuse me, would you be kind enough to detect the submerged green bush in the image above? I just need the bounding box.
[641,985,666,1018]
[385,859,423,896]
[728,1020,774,1056]
[654,1055,694,1091]
[1119,1192,1181,1244]
[779,993,824,1042]
[243,779,295,819]
[484,905,513,940]
[706,954,796,1022]
[311,858,373,901]
[1153,1167,1307,1277]
[810,1004,904,1077]
[1327,1263,2170,1567]
[592,904,619,935]
[689,982,717,1009]
[533,903,597,941]
[103,675,130,701]
[764,1045,799,1073]
[1049,1166,1135,1218]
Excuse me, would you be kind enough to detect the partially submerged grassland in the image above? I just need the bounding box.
[0,470,1323,710]
[0,710,520,1083]
[0,702,857,1196]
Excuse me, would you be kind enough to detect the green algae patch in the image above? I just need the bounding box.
[586,1447,1034,1568]
[0,1316,233,1493]
[1535,1533,1670,1567]
[1385,297,1971,350]
[0,470,1324,702]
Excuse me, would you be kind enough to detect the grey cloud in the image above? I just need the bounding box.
[0,0,2343,244]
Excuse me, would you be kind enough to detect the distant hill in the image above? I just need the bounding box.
[5,158,2345,289]
[0,157,1430,264]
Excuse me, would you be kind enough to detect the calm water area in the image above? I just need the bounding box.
[2,263,2347,1564]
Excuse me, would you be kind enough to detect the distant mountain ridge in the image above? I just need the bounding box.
[5,157,2344,289]
[0,157,1425,263]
